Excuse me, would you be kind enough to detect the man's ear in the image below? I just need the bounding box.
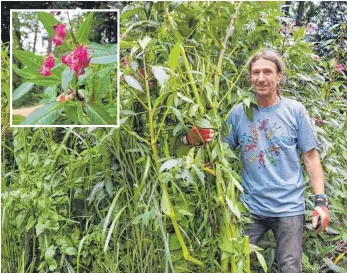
[277,72,283,82]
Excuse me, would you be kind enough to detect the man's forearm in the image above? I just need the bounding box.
[303,148,325,195]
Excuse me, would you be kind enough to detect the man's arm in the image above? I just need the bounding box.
[303,147,329,233]
[303,148,325,195]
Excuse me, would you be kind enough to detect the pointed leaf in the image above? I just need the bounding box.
[12,82,34,101]
[20,102,64,125]
[161,191,171,216]
[168,42,181,71]
[37,12,59,37]
[76,12,94,43]
[255,251,268,273]
[12,115,25,125]
[85,103,116,125]
[160,158,182,172]
[28,76,61,86]
[13,50,43,69]
[13,64,36,79]
[124,75,143,92]
[152,66,169,87]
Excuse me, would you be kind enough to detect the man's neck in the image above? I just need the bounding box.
[257,95,281,107]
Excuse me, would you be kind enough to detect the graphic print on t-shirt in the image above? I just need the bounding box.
[241,119,286,169]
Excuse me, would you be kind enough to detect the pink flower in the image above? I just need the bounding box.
[124,61,128,67]
[52,24,66,47]
[311,54,320,61]
[149,81,154,87]
[40,65,52,76]
[315,117,323,126]
[62,46,91,76]
[39,55,55,76]
[140,68,145,75]
[335,63,345,74]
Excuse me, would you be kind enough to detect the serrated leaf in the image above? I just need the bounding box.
[13,64,36,79]
[37,12,59,37]
[13,50,43,69]
[124,75,143,92]
[152,66,169,87]
[20,102,64,125]
[12,82,34,101]
[85,103,116,125]
[76,12,94,43]
[294,26,305,42]
[29,76,61,86]
[62,67,74,92]
[168,42,181,71]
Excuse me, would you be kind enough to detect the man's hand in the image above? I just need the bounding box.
[312,199,329,234]
[183,125,215,146]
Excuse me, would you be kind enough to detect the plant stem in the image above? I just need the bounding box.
[164,7,205,115]
[143,51,204,267]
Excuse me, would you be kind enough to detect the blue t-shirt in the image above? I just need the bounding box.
[225,97,319,217]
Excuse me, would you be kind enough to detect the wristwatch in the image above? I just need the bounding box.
[315,194,328,207]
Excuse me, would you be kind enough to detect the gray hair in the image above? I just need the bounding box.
[246,48,286,95]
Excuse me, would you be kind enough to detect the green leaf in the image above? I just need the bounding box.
[120,7,144,19]
[12,82,34,101]
[161,191,171,216]
[294,26,305,42]
[45,245,57,271]
[139,36,152,49]
[62,67,74,92]
[13,50,43,69]
[12,115,25,125]
[124,75,143,92]
[94,67,113,102]
[65,102,84,124]
[168,42,181,71]
[20,102,64,125]
[29,76,61,86]
[85,103,116,125]
[13,64,36,79]
[191,164,205,185]
[255,251,268,273]
[89,43,118,64]
[195,118,213,128]
[76,12,94,43]
[37,12,59,37]
[152,66,169,87]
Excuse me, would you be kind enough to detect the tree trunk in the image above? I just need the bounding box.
[12,12,23,51]
[32,17,39,54]
[295,1,305,26]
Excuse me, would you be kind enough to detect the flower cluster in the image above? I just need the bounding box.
[62,46,91,76]
[40,19,91,77]
[335,63,345,74]
[52,24,66,47]
[39,55,55,76]
[311,54,320,61]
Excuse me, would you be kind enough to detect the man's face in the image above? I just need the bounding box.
[251,58,282,98]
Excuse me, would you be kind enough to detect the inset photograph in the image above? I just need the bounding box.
[11,10,119,126]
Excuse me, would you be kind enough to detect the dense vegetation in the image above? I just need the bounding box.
[2,1,346,272]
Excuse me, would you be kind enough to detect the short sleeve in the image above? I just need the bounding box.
[297,106,320,152]
[223,111,239,150]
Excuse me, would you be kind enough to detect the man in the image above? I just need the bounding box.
[184,49,329,273]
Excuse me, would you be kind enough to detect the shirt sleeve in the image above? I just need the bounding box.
[223,111,239,150]
[297,105,320,152]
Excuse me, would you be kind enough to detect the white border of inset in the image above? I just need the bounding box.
[10,9,120,128]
